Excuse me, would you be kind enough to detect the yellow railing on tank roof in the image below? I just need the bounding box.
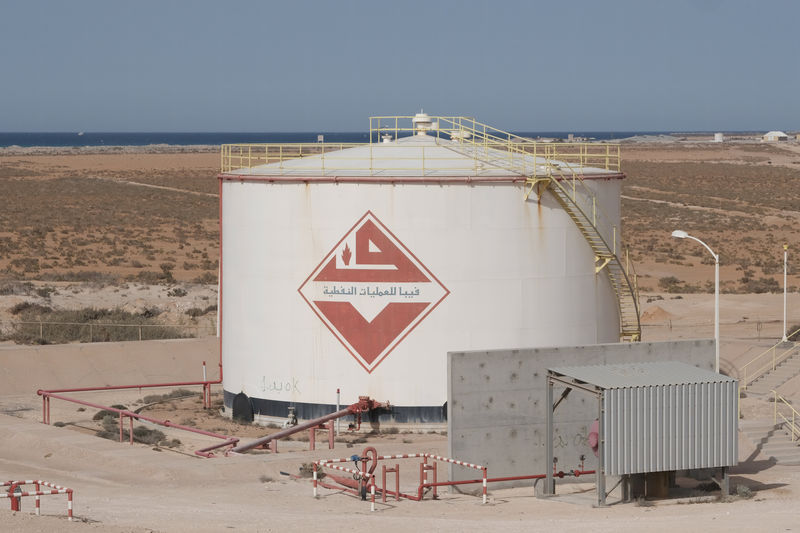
[220,143,363,173]
[369,115,621,173]
[220,143,527,175]
[219,116,620,175]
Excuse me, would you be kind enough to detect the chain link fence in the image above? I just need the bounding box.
[0,320,216,344]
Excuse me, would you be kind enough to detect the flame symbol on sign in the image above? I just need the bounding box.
[341,243,352,266]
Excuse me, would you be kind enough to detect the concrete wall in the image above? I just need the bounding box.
[0,337,218,396]
[447,340,715,486]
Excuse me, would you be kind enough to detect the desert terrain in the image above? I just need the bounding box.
[2,140,800,531]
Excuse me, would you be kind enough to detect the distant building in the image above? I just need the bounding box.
[762,130,789,142]
[714,132,724,142]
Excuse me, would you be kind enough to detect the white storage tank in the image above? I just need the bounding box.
[218,115,631,424]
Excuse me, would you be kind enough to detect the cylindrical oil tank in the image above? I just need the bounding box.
[219,130,624,424]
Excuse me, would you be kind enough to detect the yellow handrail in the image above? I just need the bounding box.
[416,116,636,340]
[220,116,621,175]
[772,390,800,442]
[741,328,800,389]
[369,115,621,172]
[404,118,621,253]
[220,143,364,173]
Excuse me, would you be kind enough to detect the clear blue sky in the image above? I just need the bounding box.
[1,0,797,132]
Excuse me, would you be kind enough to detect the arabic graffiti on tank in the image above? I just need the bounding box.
[299,211,449,373]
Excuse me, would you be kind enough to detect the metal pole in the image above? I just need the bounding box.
[673,231,719,372]
[597,393,606,507]
[545,376,554,496]
[774,390,778,424]
[336,388,340,436]
[715,255,720,373]
[721,467,729,497]
[783,244,788,342]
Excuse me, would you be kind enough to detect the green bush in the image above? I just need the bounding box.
[185,304,216,318]
[2,306,191,345]
[193,271,218,284]
[167,287,187,297]
[142,389,195,404]
[741,277,780,294]
[93,405,128,420]
[35,286,57,298]
[96,415,171,446]
[658,276,702,294]
[132,426,167,445]
[10,302,52,315]
[0,282,35,295]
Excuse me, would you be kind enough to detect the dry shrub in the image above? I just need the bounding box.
[3,306,191,345]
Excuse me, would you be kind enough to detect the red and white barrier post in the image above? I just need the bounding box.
[34,481,40,516]
[312,463,318,498]
[3,480,74,521]
[482,468,487,504]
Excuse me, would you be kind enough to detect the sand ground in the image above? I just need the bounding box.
[3,143,800,531]
[2,294,800,532]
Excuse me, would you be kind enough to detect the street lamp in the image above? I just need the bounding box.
[783,244,789,342]
[672,230,720,373]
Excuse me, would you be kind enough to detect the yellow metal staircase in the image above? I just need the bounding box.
[390,116,641,342]
[543,166,641,341]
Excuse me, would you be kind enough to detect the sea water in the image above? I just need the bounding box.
[0,131,679,148]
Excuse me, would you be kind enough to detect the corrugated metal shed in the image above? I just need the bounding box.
[550,361,734,388]
[549,362,738,476]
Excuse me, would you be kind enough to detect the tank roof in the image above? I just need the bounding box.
[221,134,623,180]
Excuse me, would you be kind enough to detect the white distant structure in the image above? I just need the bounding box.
[713,132,724,143]
[762,130,789,142]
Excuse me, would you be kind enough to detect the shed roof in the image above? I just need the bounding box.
[548,361,735,389]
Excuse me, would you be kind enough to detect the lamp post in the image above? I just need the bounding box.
[783,244,789,342]
[672,230,719,373]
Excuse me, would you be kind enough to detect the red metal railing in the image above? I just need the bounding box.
[230,396,388,454]
[38,390,239,457]
[2,480,74,521]
[39,379,386,458]
[312,447,596,511]
[313,448,489,510]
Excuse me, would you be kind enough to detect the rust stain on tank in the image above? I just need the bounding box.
[536,189,547,251]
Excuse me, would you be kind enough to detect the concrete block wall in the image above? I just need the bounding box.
[447,340,715,487]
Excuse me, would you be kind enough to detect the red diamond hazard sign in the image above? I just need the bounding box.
[299,211,449,373]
